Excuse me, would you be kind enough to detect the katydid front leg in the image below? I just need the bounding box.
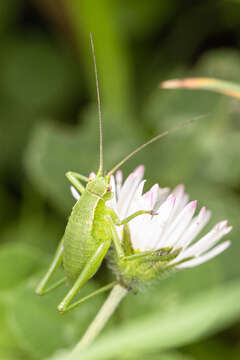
[106,207,157,226]
[122,248,181,262]
[66,171,88,194]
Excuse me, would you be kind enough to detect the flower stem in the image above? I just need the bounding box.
[69,284,128,357]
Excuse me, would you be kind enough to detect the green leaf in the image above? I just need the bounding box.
[0,185,63,253]
[0,244,43,292]
[0,300,30,360]
[2,33,80,112]
[8,282,109,359]
[0,0,23,33]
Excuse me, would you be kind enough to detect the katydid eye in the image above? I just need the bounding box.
[106,185,112,192]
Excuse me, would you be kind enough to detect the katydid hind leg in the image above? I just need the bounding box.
[35,237,65,295]
[59,281,118,313]
[65,171,88,194]
[57,241,111,313]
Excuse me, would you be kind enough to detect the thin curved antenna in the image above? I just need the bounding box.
[107,114,207,176]
[90,33,103,175]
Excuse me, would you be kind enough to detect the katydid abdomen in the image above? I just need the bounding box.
[63,191,111,281]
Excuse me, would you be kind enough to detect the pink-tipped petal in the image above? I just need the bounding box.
[215,220,228,230]
[179,221,232,259]
[176,206,211,249]
[190,200,197,209]
[162,200,197,247]
[158,195,176,222]
[148,194,177,249]
[197,206,206,222]
[134,165,145,177]
[173,184,185,195]
[144,185,158,208]
[176,240,231,269]
[117,166,145,217]
[168,184,187,221]
[116,170,123,185]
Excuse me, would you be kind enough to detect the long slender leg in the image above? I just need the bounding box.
[39,277,67,295]
[118,210,157,225]
[123,248,181,262]
[65,172,88,194]
[36,237,65,295]
[106,207,156,226]
[58,240,111,313]
[63,281,118,313]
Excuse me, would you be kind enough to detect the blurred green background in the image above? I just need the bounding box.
[1,1,240,359]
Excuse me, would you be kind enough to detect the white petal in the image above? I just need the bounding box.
[129,188,160,251]
[179,221,232,259]
[117,165,144,217]
[132,180,147,205]
[132,196,175,252]
[142,184,161,210]
[70,186,80,201]
[168,185,186,221]
[148,195,176,249]
[175,206,211,249]
[154,187,170,210]
[116,170,123,199]
[159,200,197,248]
[176,241,231,268]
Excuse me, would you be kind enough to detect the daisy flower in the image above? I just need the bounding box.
[71,165,231,285]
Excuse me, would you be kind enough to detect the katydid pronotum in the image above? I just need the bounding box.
[36,34,204,313]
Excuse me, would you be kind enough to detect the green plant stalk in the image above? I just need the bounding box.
[69,284,128,357]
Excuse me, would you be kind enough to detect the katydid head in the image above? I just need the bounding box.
[86,173,113,200]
